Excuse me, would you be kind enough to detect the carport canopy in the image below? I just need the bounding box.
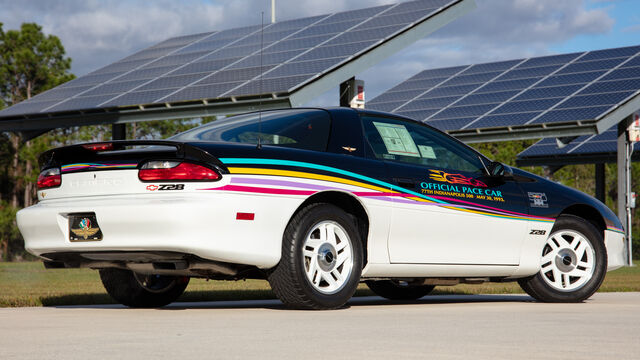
[0,0,475,136]
[368,45,640,143]
[516,124,640,167]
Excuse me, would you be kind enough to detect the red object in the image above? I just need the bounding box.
[357,85,364,101]
[82,143,114,151]
[139,162,220,181]
[236,212,255,221]
[37,169,61,189]
[146,185,159,191]
[428,169,487,187]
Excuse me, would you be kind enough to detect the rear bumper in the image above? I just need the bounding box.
[17,193,302,269]
[604,229,625,271]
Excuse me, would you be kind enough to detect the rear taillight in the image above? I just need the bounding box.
[37,168,61,189]
[138,161,220,181]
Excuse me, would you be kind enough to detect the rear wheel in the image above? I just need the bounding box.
[366,280,435,300]
[518,215,607,302]
[268,203,363,310]
[99,268,189,308]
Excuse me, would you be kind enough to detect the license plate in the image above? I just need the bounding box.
[69,213,103,241]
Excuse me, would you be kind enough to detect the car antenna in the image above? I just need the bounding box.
[257,11,264,150]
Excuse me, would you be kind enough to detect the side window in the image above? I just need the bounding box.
[173,109,331,152]
[220,110,331,152]
[362,115,484,173]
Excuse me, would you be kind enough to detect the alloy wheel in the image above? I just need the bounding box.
[302,220,354,295]
[540,230,596,292]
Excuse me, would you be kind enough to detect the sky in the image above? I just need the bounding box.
[1,0,639,106]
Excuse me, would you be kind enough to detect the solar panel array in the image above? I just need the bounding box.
[369,45,640,132]
[518,128,623,160]
[0,0,461,119]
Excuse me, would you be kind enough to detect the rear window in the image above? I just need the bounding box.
[171,109,331,152]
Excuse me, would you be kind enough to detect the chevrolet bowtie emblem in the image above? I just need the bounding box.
[71,218,100,240]
[342,146,357,152]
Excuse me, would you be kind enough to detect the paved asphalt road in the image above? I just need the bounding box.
[1,292,638,359]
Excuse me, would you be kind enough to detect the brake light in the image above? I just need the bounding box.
[138,161,220,181]
[37,168,61,189]
[82,143,114,151]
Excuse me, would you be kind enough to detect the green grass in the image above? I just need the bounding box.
[1,261,639,307]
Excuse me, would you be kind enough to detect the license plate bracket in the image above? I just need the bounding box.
[68,213,103,241]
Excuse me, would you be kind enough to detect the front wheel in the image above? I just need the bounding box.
[99,268,189,308]
[518,215,607,302]
[268,203,363,310]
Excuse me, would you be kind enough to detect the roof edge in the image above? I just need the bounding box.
[1,97,291,132]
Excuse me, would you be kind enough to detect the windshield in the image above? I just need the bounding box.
[171,109,331,152]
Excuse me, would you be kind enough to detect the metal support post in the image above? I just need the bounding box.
[617,116,633,266]
[595,163,605,202]
[271,0,276,23]
[339,77,354,107]
[112,123,126,140]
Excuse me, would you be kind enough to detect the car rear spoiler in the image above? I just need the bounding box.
[38,140,226,173]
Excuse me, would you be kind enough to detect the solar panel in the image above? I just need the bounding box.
[368,45,640,135]
[515,126,639,166]
[0,0,471,124]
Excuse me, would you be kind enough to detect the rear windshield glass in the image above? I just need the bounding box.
[171,109,331,152]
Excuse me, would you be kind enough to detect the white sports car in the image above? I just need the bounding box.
[18,108,626,309]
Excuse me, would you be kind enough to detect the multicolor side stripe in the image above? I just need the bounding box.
[201,158,556,224]
[606,226,625,235]
[61,163,137,173]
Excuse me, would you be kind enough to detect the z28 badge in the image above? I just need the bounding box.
[146,184,185,191]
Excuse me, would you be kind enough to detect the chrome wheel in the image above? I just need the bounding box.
[302,220,354,295]
[540,230,596,292]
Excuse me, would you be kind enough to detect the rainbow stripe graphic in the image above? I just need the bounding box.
[61,163,138,173]
[606,226,625,235]
[200,158,556,224]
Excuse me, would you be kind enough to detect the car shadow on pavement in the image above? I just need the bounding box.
[161,294,535,310]
[54,294,535,311]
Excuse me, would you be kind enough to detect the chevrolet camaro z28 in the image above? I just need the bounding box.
[18,108,626,309]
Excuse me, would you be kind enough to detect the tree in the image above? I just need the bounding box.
[0,23,74,260]
[129,116,216,140]
[0,22,74,208]
[0,22,74,103]
[0,202,19,260]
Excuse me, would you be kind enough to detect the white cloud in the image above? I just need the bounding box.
[0,0,616,105]
[622,24,640,33]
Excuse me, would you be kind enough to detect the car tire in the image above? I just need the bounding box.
[99,268,189,308]
[268,203,363,310]
[518,215,607,303]
[366,280,435,300]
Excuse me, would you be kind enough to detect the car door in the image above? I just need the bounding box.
[361,114,529,265]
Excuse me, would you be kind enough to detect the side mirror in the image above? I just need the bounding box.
[488,161,505,178]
